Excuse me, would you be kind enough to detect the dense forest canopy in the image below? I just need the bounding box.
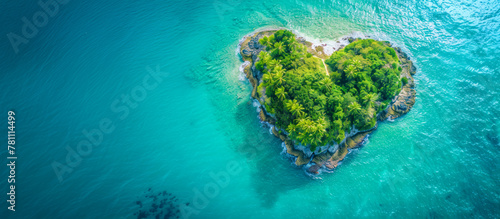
[256,30,403,151]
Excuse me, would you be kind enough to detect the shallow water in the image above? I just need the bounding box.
[0,0,499,218]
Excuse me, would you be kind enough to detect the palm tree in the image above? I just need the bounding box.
[273,65,284,74]
[345,65,356,81]
[296,117,327,147]
[273,41,285,56]
[368,93,379,105]
[282,36,289,43]
[352,59,363,71]
[348,102,362,117]
[367,106,376,118]
[292,102,305,117]
[313,78,325,90]
[316,117,327,133]
[258,51,271,65]
[285,99,293,111]
[286,99,304,117]
[275,87,287,101]
[262,73,274,86]
[272,66,285,85]
[259,36,269,46]
[323,77,332,87]
[267,59,281,70]
[363,93,379,107]
[295,118,311,144]
[287,123,297,136]
[318,78,332,92]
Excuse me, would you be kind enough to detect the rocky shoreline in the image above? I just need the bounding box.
[238,29,417,175]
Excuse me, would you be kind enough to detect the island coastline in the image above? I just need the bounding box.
[238,29,417,175]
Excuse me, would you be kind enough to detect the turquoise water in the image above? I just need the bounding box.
[0,0,499,218]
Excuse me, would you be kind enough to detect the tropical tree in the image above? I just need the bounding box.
[267,59,281,70]
[366,106,376,118]
[352,59,363,71]
[286,99,305,117]
[258,51,272,65]
[273,41,285,56]
[345,65,357,81]
[275,87,287,101]
[259,36,269,46]
[362,93,379,107]
[348,102,362,117]
[320,77,332,92]
[292,117,327,148]
[272,66,285,85]
[262,73,274,87]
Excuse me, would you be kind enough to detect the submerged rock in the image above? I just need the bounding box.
[134,189,186,219]
[308,164,321,174]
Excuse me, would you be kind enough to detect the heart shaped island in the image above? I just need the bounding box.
[239,29,417,175]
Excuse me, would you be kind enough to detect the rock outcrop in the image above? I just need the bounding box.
[378,45,417,120]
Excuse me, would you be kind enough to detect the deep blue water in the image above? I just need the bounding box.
[0,0,499,218]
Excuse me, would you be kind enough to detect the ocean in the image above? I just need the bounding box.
[0,0,498,218]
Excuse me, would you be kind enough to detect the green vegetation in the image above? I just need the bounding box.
[256,30,402,150]
[402,77,408,86]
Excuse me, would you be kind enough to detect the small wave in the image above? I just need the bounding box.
[252,99,262,110]
[238,61,251,81]
[268,125,274,135]
[387,116,395,122]
[303,163,324,179]
[279,142,288,155]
